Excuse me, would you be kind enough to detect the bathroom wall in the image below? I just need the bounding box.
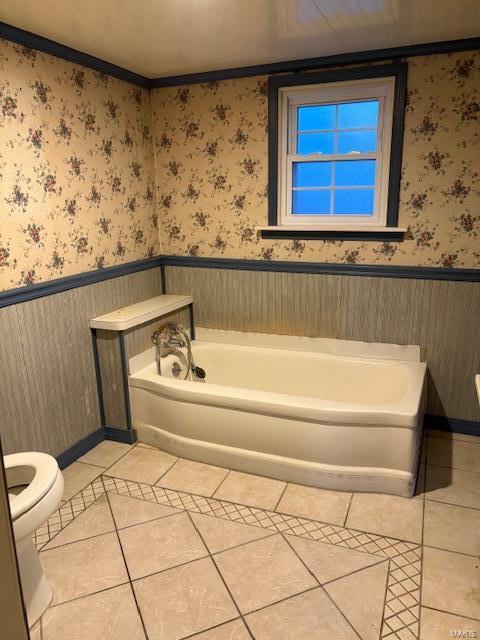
[0,39,159,291]
[0,37,479,457]
[0,267,162,456]
[165,266,480,422]
[151,50,480,268]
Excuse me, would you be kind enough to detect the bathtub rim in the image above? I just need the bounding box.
[129,353,427,428]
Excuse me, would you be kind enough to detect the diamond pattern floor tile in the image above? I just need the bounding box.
[39,473,423,639]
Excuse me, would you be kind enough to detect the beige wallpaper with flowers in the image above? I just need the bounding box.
[152,51,480,267]
[0,39,158,291]
[0,43,479,294]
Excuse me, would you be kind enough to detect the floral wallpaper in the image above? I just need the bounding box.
[0,42,478,294]
[0,39,158,291]
[152,51,480,267]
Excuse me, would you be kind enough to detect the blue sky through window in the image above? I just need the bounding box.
[292,99,379,216]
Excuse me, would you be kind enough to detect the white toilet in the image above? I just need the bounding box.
[5,452,64,627]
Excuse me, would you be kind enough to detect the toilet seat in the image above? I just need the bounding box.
[4,452,61,522]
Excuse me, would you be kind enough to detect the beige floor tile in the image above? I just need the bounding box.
[345,492,424,542]
[108,491,181,529]
[245,587,358,639]
[157,458,229,496]
[213,471,286,510]
[428,436,480,473]
[118,511,207,579]
[422,546,480,619]
[214,534,317,614]
[40,532,128,605]
[43,494,114,550]
[424,500,480,556]
[41,584,145,639]
[78,441,132,468]
[133,557,237,639]
[286,534,385,584]
[106,446,176,484]
[420,607,479,640]
[192,619,251,640]
[324,561,389,640]
[29,622,41,639]
[276,483,352,526]
[426,465,480,509]
[428,428,480,445]
[190,512,273,554]
[61,462,103,500]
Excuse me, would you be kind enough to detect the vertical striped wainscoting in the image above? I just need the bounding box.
[164,266,480,422]
[0,267,162,456]
[96,306,191,430]
[124,307,192,362]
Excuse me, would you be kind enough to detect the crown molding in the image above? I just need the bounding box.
[1,21,479,89]
[0,21,150,87]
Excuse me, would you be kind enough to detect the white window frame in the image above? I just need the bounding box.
[277,76,396,229]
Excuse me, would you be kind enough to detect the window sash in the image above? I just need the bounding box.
[278,77,395,228]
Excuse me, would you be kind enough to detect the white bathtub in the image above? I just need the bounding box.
[129,330,427,497]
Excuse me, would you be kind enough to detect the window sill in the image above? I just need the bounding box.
[257,226,406,241]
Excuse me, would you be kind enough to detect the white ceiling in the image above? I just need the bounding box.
[1,0,479,78]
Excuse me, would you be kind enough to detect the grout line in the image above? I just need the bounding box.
[40,526,115,552]
[99,442,138,472]
[343,492,354,527]
[242,584,321,618]
[418,458,427,640]
[320,555,389,587]
[185,510,255,639]
[209,468,232,497]
[209,531,277,557]
[152,456,179,486]
[420,604,480,624]
[426,461,480,474]
[272,481,289,511]
[116,509,186,535]
[281,533,364,640]
[424,497,480,511]
[281,533,321,586]
[45,581,131,610]
[211,469,232,498]
[181,618,245,640]
[74,460,110,470]
[129,553,211,586]
[104,492,151,640]
[422,544,480,559]
[378,557,391,639]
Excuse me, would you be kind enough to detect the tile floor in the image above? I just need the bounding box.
[29,430,479,640]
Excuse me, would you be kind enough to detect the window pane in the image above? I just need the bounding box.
[298,105,335,131]
[297,132,334,155]
[337,100,379,129]
[293,162,332,187]
[337,129,377,153]
[335,160,376,187]
[333,189,374,215]
[293,190,330,215]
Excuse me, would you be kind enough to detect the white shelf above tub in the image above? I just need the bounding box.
[90,295,193,331]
